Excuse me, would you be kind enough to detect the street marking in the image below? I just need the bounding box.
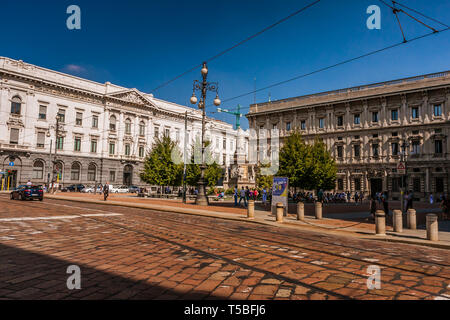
[0,213,122,222]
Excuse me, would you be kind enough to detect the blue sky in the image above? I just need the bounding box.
[1,0,449,129]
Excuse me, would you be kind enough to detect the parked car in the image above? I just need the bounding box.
[128,185,140,193]
[66,184,85,192]
[111,185,129,193]
[10,185,44,201]
[82,186,102,193]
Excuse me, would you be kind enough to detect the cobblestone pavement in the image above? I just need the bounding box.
[0,194,449,300]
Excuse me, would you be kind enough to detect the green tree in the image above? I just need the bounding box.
[140,135,183,193]
[185,137,222,187]
[255,162,273,190]
[309,138,337,191]
[278,132,337,191]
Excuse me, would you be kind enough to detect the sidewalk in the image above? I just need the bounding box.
[41,192,450,249]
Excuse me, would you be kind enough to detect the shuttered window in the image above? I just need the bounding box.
[37,132,45,148]
[10,128,19,144]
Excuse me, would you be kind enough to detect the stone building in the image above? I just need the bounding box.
[0,57,249,190]
[247,71,450,200]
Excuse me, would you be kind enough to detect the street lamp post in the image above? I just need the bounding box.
[46,130,52,193]
[190,62,221,206]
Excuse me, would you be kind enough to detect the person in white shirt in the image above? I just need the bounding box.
[26,180,32,186]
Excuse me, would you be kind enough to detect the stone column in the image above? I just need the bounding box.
[407,209,417,230]
[247,200,255,219]
[297,202,304,221]
[276,203,284,223]
[393,210,403,232]
[315,202,322,219]
[375,210,386,236]
[426,214,438,241]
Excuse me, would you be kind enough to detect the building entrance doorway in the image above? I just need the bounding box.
[370,178,382,197]
[123,165,133,186]
[3,170,18,190]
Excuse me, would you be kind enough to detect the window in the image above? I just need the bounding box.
[411,141,420,155]
[75,112,83,126]
[71,163,81,181]
[272,124,277,130]
[337,146,343,158]
[32,161,44,179]
[434,104,442,117]
[139,146,145,158]
[92,115,98,128]
[354,145,360,158]
[10,128,19,144]
[354,114,360,125]
[435,140,443,154]
[318,118,324,129]
[286,122,291,131]
[37,132,45,148]
[391,109,398,121]
[336,116,343,127]
[109,115,117,131]
[125,144,131,156]
[74,137,81,151]
[87,164,96,182]
[300,120,306,130]
[372,144,379,157]
[215,138,219,149]
[354,178,361,191]
[392,142,399,156]
[57,109,65,123]
[125,119,132,135]
[413,178,421,192]
[223,138,226,150]
[337,179,344,190]
[11,96,22,115]
[372,111,379,123]
[411,107,419,119]
[39,105,47,120]
[165,128,170,137]
[139,121,145,136]
[109,170,116,182]
[109,142,115,155]
[392,177,401,192]
[90,140,97,153]
[154,126,159,138]
[436,177,444,193]
[392,132,398,137]
[56,136,64,150]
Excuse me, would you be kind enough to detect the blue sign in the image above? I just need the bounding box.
[272,177,288,197]
[8,162,14,167]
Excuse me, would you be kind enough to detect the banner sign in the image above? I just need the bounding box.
[271,177,288,216]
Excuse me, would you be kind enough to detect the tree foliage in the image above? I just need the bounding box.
[255,162,273,190]
[279,131,337,191]
[140,135,183,189]
[185,137,222,187]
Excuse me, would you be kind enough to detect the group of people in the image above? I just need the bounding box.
[233,186,269,208]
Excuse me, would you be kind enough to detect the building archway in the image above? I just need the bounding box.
[123,165,133,186]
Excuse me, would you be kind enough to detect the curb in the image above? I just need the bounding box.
[45,195,450,250]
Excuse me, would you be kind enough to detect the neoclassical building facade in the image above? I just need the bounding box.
[247,71,450,200]
[0,57,251,190]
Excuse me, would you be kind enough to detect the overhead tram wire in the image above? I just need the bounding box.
[150,0,321,93]
[392,0,449,29]
[206,26,450,113]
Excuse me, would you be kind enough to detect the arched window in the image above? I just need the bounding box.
[139,121,145,136]
[110,115,117,131]
[32,160,44,179]
[11,96,22,115]
[125,118,132,135]
[87,163,97,181]
[71,163,81,181]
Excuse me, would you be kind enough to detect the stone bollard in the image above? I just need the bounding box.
[276,202,284,223]
[297,202,305,221]
[375,210,386,236]
[426,214,439,241]
[247,200,255,219]
[407,209,417,230]
[393,210,403,233]
[315,201,323,220]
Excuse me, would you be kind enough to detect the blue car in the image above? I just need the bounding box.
[10,185,44,201]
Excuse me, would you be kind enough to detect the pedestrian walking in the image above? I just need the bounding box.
[239,187,247,208]
[370,195,377,220]
[382,191,389,216]
[233,186,238,207]
[262,188,267,206]
[430,193,434,205]
[103,182,110,201]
